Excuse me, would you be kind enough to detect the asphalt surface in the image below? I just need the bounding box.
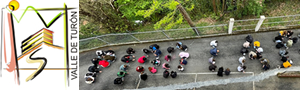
[79,30,300,90]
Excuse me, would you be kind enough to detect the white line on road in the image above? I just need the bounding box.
[253,73,255,90]
[136,78,141,89]
[190,41,195,45]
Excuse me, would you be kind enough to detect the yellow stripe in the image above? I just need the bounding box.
[44,36,53,40]
[22,41,53,54]
[22,37,53,50]
[22,33,42,45]
[22,37,43,50]
[22,32,53,45]
[43,32,53,36]
[22,42,42,54]
[64,3,67,87]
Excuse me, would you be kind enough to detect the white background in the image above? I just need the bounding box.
[0,0,79,89]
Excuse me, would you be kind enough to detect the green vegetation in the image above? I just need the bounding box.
[79,0,300,50]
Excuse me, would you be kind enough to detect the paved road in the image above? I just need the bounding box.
[80,30,300,90]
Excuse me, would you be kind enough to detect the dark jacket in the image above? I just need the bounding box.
[209,64,217,71]
[275,35,283,41]
[91,58,100,65]
[246,35,253,43]
[140,73,148,80]
[281,56,288,62]
[181,45,188,51]
[217,67,224,76]
[167,47,174,53]
[256,52,262,59]
[240,48,249,53]
[88,65,100,73]
[180,59,188,65]
[263,64,270,71]
[154,49,162,56]
[114,77,123,84]
[210,48,218,56]
[163,70,169,78]
[170,71,177,78]
[121,55,132,63]
[126,47,135,54]
[225,69,230,75]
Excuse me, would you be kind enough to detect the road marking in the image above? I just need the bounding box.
[136,78,141,89]
[253,73,255,90]
[194,74,197,90]
[190,41,195,45]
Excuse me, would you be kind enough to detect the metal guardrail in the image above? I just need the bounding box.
[80,14,300,51]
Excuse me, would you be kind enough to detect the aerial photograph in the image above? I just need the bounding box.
[79,0,300,90]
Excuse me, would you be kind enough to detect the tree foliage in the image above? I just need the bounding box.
[136,0,194,30]
[229,0,264,18]
[79,0,134,34]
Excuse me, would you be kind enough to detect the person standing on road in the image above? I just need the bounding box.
[148,67,157,73]
[176,42,182,49]
[246,35,253,43]
[126,47,135,54]
[209,64,217,72]
[239,56,246,66]
[249,51,257,60]
[237,65,246,73]
[163,70,170,78]
[162,63,170,69]
[180,58,188,65]
[178,65,184,72]
[139,72,148,81]
[240,47,249,56]
[120,64,130,72]
[91,58,100,67]
[138,55,148,64]
[208,57,216,64]
[243,41,250,48]
[151,59,161,66]
[210,40,218,48]
[287,30,294,38]
[170,71,177,78]
[217,67,224,77]
[167,47,175,55]
[281,56,289,62]
[279,49,288,57]
[210,48,220,56]
[136,66,145,72]
[121,55,136,63]
[225,68,231,75]
[84,72,97,84]
[153,47,162,59]
[285,38,293,49]
[262,62,270,71]
[278,60,293,69]
[253,41,260,49]
[179,52,190,59]
[165,55,172,62]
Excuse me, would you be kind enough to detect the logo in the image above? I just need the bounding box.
[0,0,79,89]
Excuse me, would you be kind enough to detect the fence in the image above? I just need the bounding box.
[80,14,300,51]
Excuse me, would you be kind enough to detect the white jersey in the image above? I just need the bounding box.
[210,40,218,47]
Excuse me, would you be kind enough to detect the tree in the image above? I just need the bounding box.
[79,0,134,33]
[136,0,195,31]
